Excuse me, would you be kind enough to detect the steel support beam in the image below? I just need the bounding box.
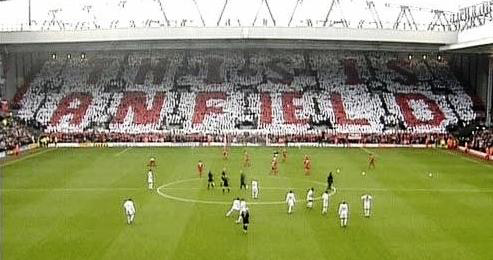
[323,0,348,27]
[252,0,276,26]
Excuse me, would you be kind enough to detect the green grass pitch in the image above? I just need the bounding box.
[2,147,493,259]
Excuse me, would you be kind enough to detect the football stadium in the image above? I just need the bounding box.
[0,0,493,259]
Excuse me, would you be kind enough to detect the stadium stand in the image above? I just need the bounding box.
[15,50,476,143]
[467,127,493,153]
[0,115,36,152]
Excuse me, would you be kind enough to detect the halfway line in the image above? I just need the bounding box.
[2,186,492,194]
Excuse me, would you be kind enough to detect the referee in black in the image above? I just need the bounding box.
[207,170,215,189]
[240,171,247,190]
[327,172,334,190]
[221,170,230,193]
[241,207,250,233]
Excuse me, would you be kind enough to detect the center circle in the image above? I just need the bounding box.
[156,177,336,205]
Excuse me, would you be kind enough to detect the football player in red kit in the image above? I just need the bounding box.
[223,147,228,160]
[282,148,288,162]
[271,156,279,175]
[197,160,205,177]
[244,151,251,167]
[303,155,311,176]
[368,153,376,169]
[148,157,157,168]
[14,143,20,156]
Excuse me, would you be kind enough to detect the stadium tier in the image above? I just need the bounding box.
[17,50,476,138]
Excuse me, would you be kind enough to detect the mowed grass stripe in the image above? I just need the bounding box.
[3,147,493,259]
[39,149,148,259]
[101,148,211,260]
[3,149,122,258]
[368,149,485,259]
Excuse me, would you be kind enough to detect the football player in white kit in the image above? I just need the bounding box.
[306,188,314,209]
[226,197,241,217]
[361,194,373,217]
[251,180,259,199]
[338,201,349,227]
[285,190,296,214]
[321,190,330,214]
[236,199,247,223]
[147,169,154,190]
[123,198,136,224]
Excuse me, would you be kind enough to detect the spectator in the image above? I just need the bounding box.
[15,50,477,143]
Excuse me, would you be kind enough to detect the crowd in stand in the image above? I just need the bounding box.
[467,127,493,153]
[14,50,478,145]
[0,115,36,152]
[0,55,5,93]
[48,131,451,146]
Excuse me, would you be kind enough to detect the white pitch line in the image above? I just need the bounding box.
[441,150,493,169]
[0,187,142,192]
[3,186,492,194]
[442,150,480,164]
[337,187,493,193]
[163,187,331,191]
[360,147,372,154]
[114,147,132,157]
[359,147,378,156]
[0,149,54,167]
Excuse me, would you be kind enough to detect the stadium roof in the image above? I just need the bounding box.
[0,0,484,30]
[0,0,491,54]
